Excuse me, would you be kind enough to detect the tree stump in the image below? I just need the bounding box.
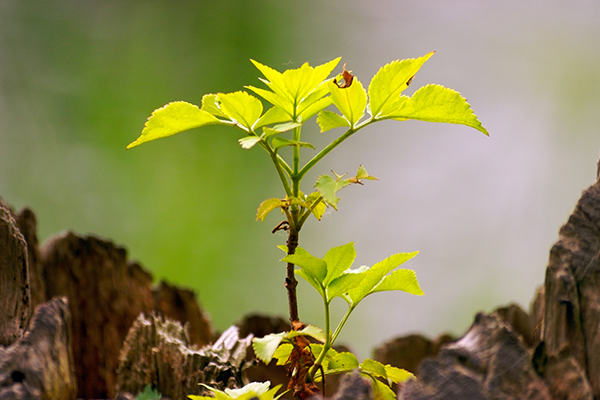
[115,313,252,400]
[398,162,600,400]
[0,297,76,400]
[0,202,32,346]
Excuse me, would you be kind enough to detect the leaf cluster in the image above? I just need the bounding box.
[127,53,488,227]
[280,242,422,309]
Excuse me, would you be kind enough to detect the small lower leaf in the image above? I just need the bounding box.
[360,359,387,380]
[273,343,293,365]
[384,365,415,384]
[239,136,262,149]
[328,352,359,371]
[371,379,396,400]
[317,110,350,133]
[253,332,287,364]
[256,198,285,222]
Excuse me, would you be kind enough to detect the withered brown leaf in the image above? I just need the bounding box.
[334,63,354,89]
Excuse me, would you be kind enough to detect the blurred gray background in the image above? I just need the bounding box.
[1,1,599,358]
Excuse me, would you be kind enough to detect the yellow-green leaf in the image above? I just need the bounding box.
[254,106,292,130]
[368,52,434,119]
[238,136,262,149]
[217,91,263,130]
[384,365,415,384]
[201,94,228,118]
[387,84,489,135]
[127,101,224,149]
[328,77,367,128]
[256,198,285,221]
[317,110,350,133]
[371,268,424,296]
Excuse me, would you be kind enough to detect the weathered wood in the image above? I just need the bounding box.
[0,201,31,347]
[39,231,215,399]
[539,171,600,398]
[116,313,251,400]
[14,208,45,309]
[0,296,76,400]
[153,280,214,346]
[400,312,551,400]
[41,232,155,399]
[373,333,454,376]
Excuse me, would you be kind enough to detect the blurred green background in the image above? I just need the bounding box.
[2,1,600,358]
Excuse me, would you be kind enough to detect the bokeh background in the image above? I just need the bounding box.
[2,1,599,358]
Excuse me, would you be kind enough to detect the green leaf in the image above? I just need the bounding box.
[273,343,293,365]
[127,101,224,149]
[296,268,325,298]
[309,344,338,369]
[201,94,229,118]
[298,86,333,122]
[282,247,327,283]
[288,324,326,343]
[326,352,359,375]
[254,106,292,129]
[271,137,316,152]
[326,271,367,301]
[248,58,340,120]
[368,52,434,119]
[384,365,415,384]
[262,122,301,138]
[323,242,356,286]
[387,84,489,135]
[253,332,287,364]
[328,77,367,128]
[256,198,285,222]
[316,110,350,133]
[238,136,262,149]
[371,379,397,400]
[360,359,388,381]
[135,385,162,400]
[249,60,292,102]
[224,382,271,398]
[281,59,340,107]
[347,252,419,306]
[305,192,325,221]
[314,174,352,209]
[356,164,378,181]
[217,91,263,130]
[246,85,293,117]
[371,268,424,296]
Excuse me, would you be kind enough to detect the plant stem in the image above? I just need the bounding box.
[298,119,374,181]
[285,225,300,324]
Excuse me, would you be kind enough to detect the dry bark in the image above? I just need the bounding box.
[0,202,32,347]
[0,296,76,400]
[38,231,215,399]
[373,333,454,376]
[115,313,251,400]
[537,170,600,398]
[398,163,600,399]
[400,312,551,400]
[41,232,155,399]
[153,281,214,346]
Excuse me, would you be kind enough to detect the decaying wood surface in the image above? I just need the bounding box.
[0,202,32,346]
[116,313,251,400]
[0,296,76,400]
[40,232,215,399]
[2,156,600,400]
[397,164,600,400]
[537,169,600,398]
